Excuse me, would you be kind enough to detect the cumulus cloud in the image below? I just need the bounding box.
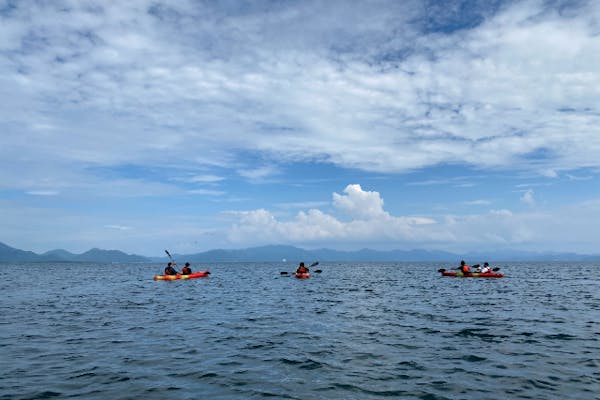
[225,184,600,253]
[332,184,387,220]
[227,184,437,246]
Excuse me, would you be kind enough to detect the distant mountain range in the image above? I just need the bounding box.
[1,241,599,263]
[0,242,148,263]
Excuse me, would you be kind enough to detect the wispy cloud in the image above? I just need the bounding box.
[25,190,60,196]
[464,199,492,206]
[187,189,226,196]
[104,225,132,231]
[520,189,536,206]
[237,165,279,182]
[187,175,225,183]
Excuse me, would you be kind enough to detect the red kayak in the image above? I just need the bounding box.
[441,271,504,278]
[154,270,210,281]
[294,272,310,279]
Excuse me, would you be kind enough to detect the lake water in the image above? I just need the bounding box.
[1,262,599,399]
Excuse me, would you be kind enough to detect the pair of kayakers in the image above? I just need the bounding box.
[164,262,193,275]
[476,262,492,273]
[458,260,492,274]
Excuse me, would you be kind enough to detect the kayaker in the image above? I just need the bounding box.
[296,262,309,274]
[164,262,179,275]
[480,262,491,273]
[459,260,470,275]
[181,262,192,275]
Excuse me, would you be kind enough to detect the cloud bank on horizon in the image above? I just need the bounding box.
[1,0,599,255]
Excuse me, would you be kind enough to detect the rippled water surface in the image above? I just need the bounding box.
[1,262,599,399]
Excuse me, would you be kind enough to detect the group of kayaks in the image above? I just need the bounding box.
[153,252,504,281]
[154,268,504,280]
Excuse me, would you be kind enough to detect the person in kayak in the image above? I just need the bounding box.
[459,260,471,275]
[480,262,492,273]
[296,262,309,274]
[181,262,192,275]
[164,262,179,275]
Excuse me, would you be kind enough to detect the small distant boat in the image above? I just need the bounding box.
[154,271,210,281]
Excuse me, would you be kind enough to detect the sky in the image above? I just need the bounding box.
[1,0,599,256]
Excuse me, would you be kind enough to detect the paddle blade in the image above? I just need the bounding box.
[165,250,173,259]
[314,269,322,273]
[438,268,446,273]
[280,271,289,275]
[310,261,319,267]
[492,267,500,272]
[472,264,480,269]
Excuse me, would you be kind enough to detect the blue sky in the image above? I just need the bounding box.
[1,0,599,256]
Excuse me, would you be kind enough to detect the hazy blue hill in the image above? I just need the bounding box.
[2,241,599,263]
[0,242,149,263]
[174,246,600,263]
[73,248,148,263]
[0,242,42,262]
[41,249,77,261]
[467,249,600,262]
[178,246,464,262]
[310,248,457,262]
[181,245,317,262]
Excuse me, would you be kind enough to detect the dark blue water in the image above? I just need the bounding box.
[1,262,599,400]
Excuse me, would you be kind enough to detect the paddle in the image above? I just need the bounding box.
[280,261,319,276]
[163,249,180,274]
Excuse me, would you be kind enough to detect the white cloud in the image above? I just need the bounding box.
[224,184,600,253]
[464,199,492,206]
[187,189,225,196]
[1,0,599,186]
[521,189,536,206]
[1,2,600,255]
[332,184,387,220]
[227,184,437,246]
[104,225,132,231]
[26,190,60,196]
[237,165,279,181]
[187,175,225,183]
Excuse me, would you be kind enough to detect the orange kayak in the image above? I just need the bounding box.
[294,272,310,279]
[441,271,503,278]
[154,271,210,281]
